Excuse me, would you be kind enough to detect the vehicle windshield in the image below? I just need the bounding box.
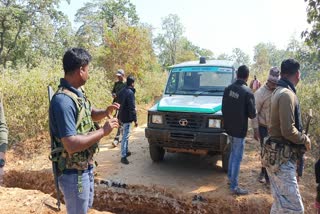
[165,66,234,96]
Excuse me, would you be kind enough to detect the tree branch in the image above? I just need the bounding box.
[4,20,23,68]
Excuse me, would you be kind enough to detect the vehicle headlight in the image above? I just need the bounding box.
[208,119,221,128]
[152,115,163,124]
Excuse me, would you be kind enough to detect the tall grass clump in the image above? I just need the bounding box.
[1,59,62,144]
[135,70,167,104]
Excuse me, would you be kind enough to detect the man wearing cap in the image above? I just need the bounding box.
[111,69,126,147]
[252,67,280,184]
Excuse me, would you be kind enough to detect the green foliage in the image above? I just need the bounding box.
[83,67,114,108]
[303,0,320,55]
[96,20,159,78]
[0,60,113,145]
[1,57,163,145]
[135,70,166,104]
[154,14,184,67]
[101,0,139,28]
[154,14,214,67]
[231,48,250,66]
[176,37,214,63]
[75,0,139,49]
[1,59,62,144]
[298,76,320,141]
[287,38,320,79]
[0,0,73,68]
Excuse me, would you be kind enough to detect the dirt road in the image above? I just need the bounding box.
[96,125,267,197]
[1,125,318,213]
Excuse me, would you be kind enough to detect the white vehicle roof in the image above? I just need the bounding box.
[170,59,237,68]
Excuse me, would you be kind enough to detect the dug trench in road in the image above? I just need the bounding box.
[3,167,271,214]
[2,125,317,213]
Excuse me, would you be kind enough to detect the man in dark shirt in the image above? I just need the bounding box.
[117,75,138,164]
[111,69,126,102]
[111,69,126,147]
[222,65,256,195]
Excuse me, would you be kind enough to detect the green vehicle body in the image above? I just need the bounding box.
[145,58,237,172]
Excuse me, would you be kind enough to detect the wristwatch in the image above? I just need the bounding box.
[0,159,5,168]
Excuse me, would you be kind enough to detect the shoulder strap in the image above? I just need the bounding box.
[55,87,86,129]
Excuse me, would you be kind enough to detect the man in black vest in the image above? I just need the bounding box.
[222,65,256,195]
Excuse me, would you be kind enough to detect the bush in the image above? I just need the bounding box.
[135,70,167,104]
[1,59,164,146]
[298,76,320,141]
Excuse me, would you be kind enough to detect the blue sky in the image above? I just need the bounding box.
[60,0,309,59]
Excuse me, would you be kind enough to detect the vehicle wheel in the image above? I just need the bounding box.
[149,145,165,162]
[222,143,231,173]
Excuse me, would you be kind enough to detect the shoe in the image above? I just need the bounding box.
[258,174,266,183]
[231,187,249,195]
[112,140,118,148]
[126,151,131,157]
[121,157,129,165]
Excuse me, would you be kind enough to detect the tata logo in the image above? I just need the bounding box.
[179,119,188,126]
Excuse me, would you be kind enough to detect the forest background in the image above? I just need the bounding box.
[1,0,320,147]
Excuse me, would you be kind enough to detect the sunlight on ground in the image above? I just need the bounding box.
[189,185,218,194]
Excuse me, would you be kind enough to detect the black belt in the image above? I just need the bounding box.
[62,164,94,175]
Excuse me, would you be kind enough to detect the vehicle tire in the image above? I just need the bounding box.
[222,143,231,173]
[149,145,165,162]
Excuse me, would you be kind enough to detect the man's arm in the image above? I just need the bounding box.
[246,92,256,119]
[128,91,137,124]
[61,118,118,154]
[251,90,262,129]
[251,90,262,140]
[91,103,119,121]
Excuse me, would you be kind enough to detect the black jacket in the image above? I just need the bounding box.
[117,86,137,123]
[112,81,126,103]
[222,79,256,138]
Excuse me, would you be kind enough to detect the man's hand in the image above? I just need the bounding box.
[134,121,138,128]
[304,135,311,151]
[102,118,119,136]
[253,128,260,141]
[106,103,120,118]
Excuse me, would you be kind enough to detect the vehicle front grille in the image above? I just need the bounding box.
[165,113,203,129]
